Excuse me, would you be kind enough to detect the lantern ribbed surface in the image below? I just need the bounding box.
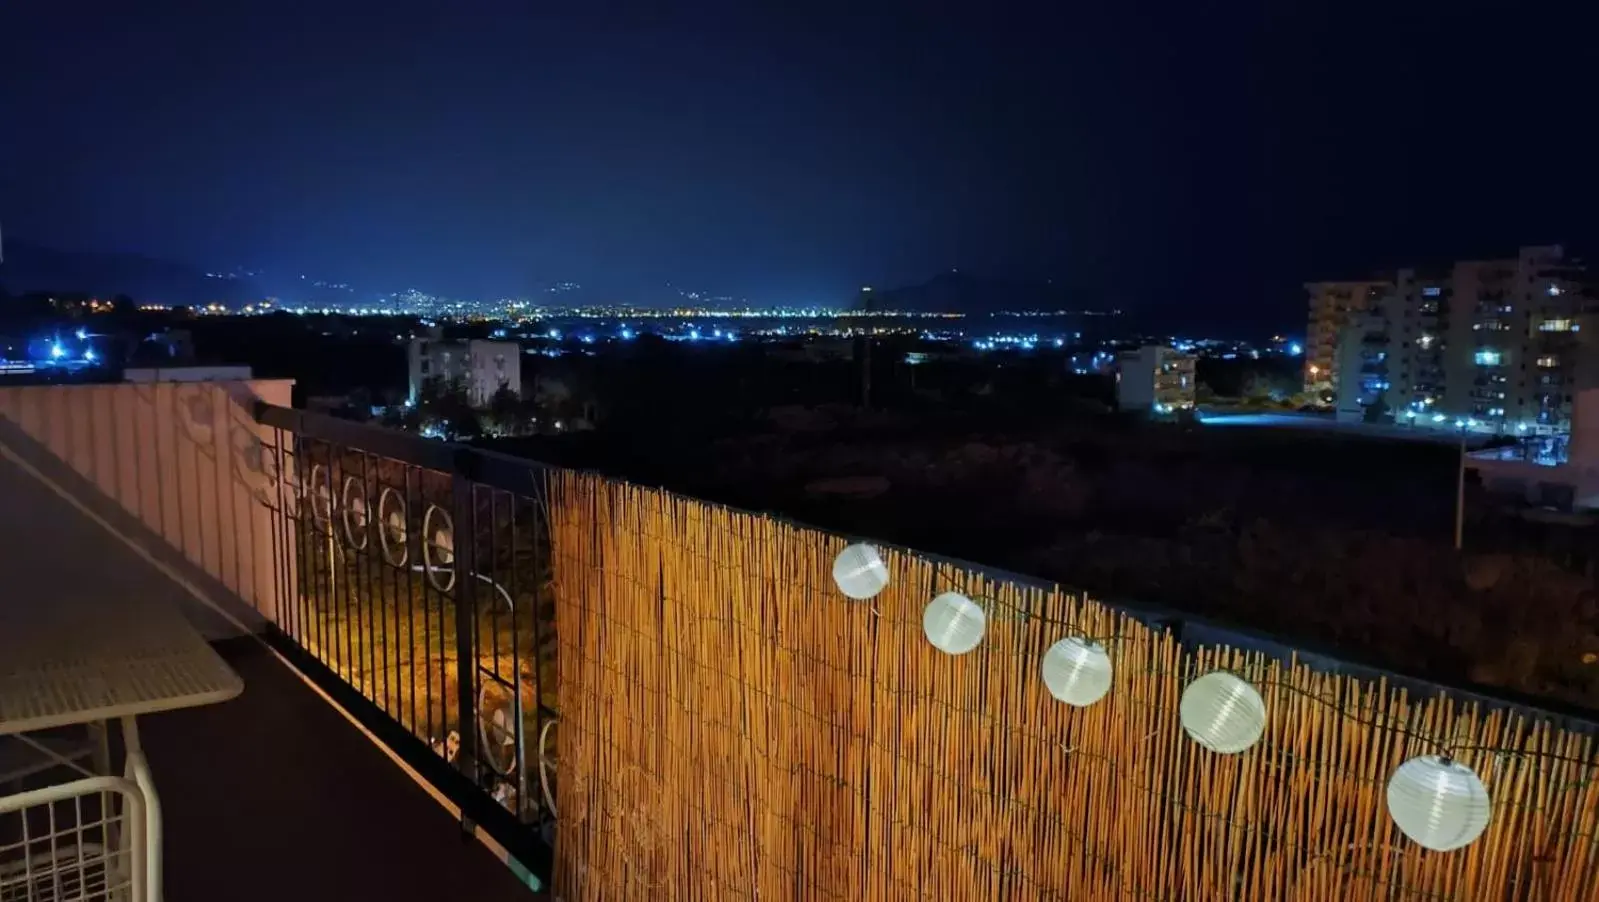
[1180,670,1266,754]
[1386,755,1492,851]
[922,592,986,655]
[832,543,889,600]
[1041,637,1113,707]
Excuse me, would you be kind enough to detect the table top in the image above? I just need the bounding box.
[0,598,243,735]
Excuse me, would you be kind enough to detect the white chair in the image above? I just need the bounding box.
[0,775,149,902]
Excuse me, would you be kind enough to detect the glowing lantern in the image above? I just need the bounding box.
[832,543,889,600]
[1386,756,1492,851]
[922,592,986,655]
[1041,637,1113,707]
[1180,670,1266,754]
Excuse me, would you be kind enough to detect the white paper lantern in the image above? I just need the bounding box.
[832,543,889,600]
[1041,637,1113,707]
[923,592,986,655]
[1386,755,1492,851]
[1180,670,1266,754]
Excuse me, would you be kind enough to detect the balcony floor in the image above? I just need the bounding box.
[0,442,541,901]
[144,639,540,902]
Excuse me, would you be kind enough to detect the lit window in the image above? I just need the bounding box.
[1548,284,1563,296]
[1536,355,1559,368]
[1474,349,1502,366]
[1423,287,1442,297]
[1539,319,1574,332]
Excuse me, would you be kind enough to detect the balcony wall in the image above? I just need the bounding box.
[0,380,294,634]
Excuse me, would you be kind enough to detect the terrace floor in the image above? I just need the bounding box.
[0,445,542,901]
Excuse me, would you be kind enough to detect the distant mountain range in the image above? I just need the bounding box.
[0,240,266,306]
[0,240,1083,316]
[865,271,1074,314]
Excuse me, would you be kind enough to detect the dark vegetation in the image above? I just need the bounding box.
[486,341,1599,710]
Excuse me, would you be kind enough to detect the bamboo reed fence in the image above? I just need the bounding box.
[549,472,1599,901]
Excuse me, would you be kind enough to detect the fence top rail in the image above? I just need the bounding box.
[251,400,1599,736]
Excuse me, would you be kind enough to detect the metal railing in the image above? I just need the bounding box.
[251,403,560,878]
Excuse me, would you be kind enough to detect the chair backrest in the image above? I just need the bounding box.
[0,775,147,902]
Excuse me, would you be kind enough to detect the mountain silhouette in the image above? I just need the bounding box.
[865,271,1069,314]
[0,240,261,307]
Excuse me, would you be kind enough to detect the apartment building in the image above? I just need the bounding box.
[407,338,521,406]
[1304,281,1389,395]
[1324,245,1594,432]
[1117,345,1196,414]
[1333,267,1448,422]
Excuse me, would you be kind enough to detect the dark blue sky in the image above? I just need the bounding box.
[2,2,1596,330]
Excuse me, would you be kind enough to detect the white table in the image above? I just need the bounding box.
[0,597,243,901]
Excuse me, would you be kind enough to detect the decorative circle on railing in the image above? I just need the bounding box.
[341,476,370,550]
[377,486,408,567]
[307,464,332,529]
[422,504,456,592]
[477,681,521,779]
[538,717,559,818]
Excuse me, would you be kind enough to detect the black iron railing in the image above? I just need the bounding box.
[252,403,558,880]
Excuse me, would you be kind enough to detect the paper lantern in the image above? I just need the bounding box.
[1386,755,1491,851]
[1041,637,1113,707]
[1180,670,1266,754]
[832,543,889,600]
[923,592,986,655]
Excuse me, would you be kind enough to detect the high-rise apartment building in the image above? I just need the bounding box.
[1303,281,1389,395]
[1116,345,1196,414]
[1323,245,1593,432]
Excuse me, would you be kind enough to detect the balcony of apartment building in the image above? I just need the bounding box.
[9,380,1599,901]
[1467,385,1507,406]
[1535,321,1582,355]
[0,381,551,902]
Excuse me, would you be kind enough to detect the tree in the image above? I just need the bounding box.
[1241,371,1294,406]
[484,385,526,437]
[415,376,480,439]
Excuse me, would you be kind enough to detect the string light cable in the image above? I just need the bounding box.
[830,542,1599,852]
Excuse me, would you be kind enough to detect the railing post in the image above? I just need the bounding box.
[452,449,481,806]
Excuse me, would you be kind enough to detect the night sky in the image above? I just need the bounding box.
[3,2,1596,332]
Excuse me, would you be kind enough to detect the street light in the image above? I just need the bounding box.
[1454,419,1469,551]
